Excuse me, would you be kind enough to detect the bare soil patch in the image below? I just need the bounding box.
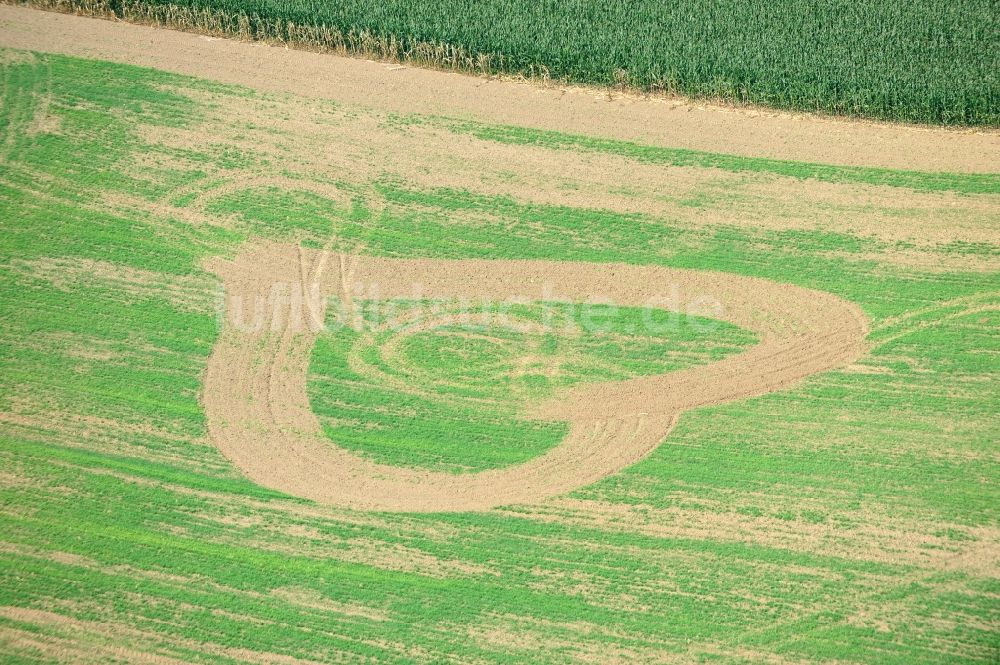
[91,84,1000,247]
[201,243,867,511]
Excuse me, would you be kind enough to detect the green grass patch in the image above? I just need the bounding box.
[308,300,756,472]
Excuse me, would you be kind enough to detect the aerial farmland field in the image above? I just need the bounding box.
[1,4,998,663]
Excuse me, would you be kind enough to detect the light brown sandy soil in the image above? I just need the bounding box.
[0,4,998,173]
[201,243,867,511]
[111,85,1000,248]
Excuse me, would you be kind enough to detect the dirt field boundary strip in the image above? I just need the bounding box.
[0,4,997,174]
[201,243,868,512]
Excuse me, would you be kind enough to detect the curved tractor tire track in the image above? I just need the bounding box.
[202,243,868,512]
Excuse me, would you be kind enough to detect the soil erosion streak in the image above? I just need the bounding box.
[202,243,868,512]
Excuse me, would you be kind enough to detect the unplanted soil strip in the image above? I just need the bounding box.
[0,4,997,173]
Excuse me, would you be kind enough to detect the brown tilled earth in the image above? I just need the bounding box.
[105,81,1000,254]
[202,243,866,511]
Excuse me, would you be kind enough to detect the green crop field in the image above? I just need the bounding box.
[0,47,999,663]
[309,299,756,473]
[8,0,1000,125]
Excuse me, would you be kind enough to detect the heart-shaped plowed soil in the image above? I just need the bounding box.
[202,242,868,512]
